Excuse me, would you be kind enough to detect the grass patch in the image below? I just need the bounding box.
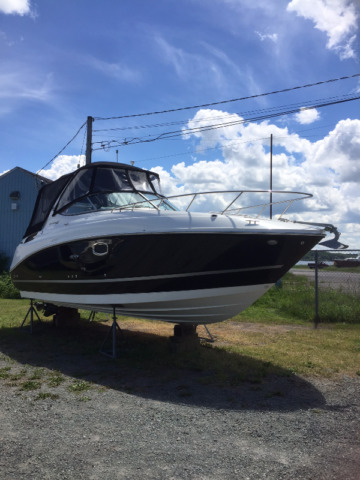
[67,380,91,393]
[47,372,65,387]
[20,380,41,391]
[0,294,359,386]
[236,272,360,324]
[0,366,11,379]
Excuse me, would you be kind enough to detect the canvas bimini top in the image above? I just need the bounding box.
[24,162,162,238]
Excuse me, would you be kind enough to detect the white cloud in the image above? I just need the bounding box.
[0,64,54,115]
[37,155,86,180]
[155,36,224,85]
[294,107,320,124]
[152,109,360,247]
[0,70,53,101]
[287,0,359,59]
[255,31,278,42]
[0,0,31,15]
[85,56,141,83]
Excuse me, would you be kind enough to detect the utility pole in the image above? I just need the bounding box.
[85,116,93,165]
[270,133,273,219]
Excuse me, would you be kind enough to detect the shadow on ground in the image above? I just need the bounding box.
[0,317,326,411]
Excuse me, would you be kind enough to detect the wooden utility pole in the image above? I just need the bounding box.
[85,116,93,165]
[269,133,273,219]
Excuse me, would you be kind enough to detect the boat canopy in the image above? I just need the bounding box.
[24,162,161,238]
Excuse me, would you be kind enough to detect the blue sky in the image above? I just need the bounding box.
[1,0,360,246]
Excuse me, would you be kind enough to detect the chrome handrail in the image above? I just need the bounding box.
[112,189,313,218]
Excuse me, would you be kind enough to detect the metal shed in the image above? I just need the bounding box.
[0,167,51,268]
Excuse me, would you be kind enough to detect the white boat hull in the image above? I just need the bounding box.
[20,284,272,324]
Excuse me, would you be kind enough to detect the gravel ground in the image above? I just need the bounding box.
[0,326,359,479]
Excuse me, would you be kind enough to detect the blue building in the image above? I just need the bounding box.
[0,167,51,268]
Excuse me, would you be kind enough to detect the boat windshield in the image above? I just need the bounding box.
[62,192,177,215]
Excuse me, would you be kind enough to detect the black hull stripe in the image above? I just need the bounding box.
[16,264,283,284]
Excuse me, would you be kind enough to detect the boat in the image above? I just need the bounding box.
[334,256,360,268]
[10,161,337,325]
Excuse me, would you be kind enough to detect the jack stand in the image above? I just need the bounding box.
[21,299,42,334]
[201,324,215,343]
[170,324,200,351]
[100,307,122,359]
[89,311,111,323]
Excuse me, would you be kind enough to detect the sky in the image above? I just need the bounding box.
[1,0,360,247]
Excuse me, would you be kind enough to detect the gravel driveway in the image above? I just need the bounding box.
[0,325,359,479]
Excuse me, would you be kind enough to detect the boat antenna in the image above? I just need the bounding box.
[116,149,119,163]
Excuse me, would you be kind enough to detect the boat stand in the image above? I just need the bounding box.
[21,299,42,334]
[89,311,111,323]
[99,307,123,359]
[201,324,215,343]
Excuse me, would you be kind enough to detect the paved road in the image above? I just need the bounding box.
[291,268,360,293]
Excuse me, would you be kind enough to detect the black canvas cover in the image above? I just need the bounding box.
[23,162,161,238]
[24,173,72,238]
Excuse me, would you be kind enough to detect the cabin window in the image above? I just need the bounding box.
[128,171,153,192]
[93,168,132,193]
[56,168,93,211]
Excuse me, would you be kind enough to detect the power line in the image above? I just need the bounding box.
[94,73,360,121]
[37,121,87,174]
[92,93,355,134]
[92,94,360,150]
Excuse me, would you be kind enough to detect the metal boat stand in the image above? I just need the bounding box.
[99,307,123,359]
[88,311,111,323]
[21,299,42,334]
[200,324,215,343]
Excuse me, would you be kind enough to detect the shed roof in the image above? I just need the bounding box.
[0,166,52,184]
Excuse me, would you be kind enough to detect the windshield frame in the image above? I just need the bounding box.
[60,191,177,216]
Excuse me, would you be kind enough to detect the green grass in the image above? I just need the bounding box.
[237,273,360,324]
[67,380,91,393]
[0,275,359,388]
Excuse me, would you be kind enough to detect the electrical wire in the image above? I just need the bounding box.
[37,121,87,174]
[93,73,360,121]
[92,94,360,150]
[92,93,357,134]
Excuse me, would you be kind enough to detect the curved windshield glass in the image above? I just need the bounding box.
[62,192,177,215]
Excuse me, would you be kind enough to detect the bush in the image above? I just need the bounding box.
[0,273,21,299]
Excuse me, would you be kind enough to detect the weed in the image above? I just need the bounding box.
[20,380,41,391]
[78,395,91,402]
[67,380,91,393]
[47,372,65,387]
[9,369,28,381]
[0,366,11,379]
[29,368,45,380]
